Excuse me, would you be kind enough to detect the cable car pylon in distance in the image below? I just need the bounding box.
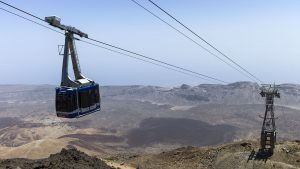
[45,16,101,118]
[259,84,280,155]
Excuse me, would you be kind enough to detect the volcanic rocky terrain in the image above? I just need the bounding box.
[0,82,300,168]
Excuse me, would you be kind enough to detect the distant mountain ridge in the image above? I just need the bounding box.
[1,81,299,106]
[101,82,300,108]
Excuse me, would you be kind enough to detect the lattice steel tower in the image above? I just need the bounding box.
[259,84,280,153]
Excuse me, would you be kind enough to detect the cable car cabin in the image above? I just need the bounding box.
[56,83,100,118]
[46,16,101,118]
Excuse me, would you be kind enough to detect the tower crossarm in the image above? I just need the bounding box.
[45,16,88,38]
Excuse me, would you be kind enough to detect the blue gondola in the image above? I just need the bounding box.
[46,16,101,118]
[56,83,100,118]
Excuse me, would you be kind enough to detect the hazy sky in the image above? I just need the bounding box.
[0,0,299,86]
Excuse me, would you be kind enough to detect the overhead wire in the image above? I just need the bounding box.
[0,7,63,35]
[0,0,44,22]
[86,38,228,83]
[0,1,227,84]
[79,39,216,83]
[129,0,254,82]
[131,0,263,83]
[151,0,263,83]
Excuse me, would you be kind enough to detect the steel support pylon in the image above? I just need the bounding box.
[259,84,280,154]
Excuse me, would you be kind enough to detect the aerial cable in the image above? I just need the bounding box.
[147,0,263,84]
[86,37,227,84]
[129,0,253,82]
[0,7,63,35]
[0,0,44,22]
[131,0,263,83]
[0,1,228,84]
[79,39,217,83]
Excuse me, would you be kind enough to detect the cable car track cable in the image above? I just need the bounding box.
[0,7,63,35]
[148,0,264,83]
[86,38,228,83]
[79,39,217,83]
[0,0,44,22]
[131,0,263,83]
[129,0,255,82]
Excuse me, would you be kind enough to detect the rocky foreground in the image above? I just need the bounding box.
[108,140,300,169]
[1,140,300,169]
[0,147,116,169]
